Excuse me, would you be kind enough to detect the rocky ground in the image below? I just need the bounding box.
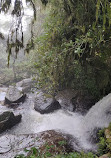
[0,130,75,158]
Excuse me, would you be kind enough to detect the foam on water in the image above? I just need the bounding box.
[1,88,111,151]
[0,88,7,102]
[0,88,90,150]
[83,93,111,129]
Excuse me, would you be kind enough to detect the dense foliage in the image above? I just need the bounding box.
[97,123,111,156]
[33,0,111,98]
[16,151,97,158]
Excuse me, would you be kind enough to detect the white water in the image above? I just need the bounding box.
[83,93,111,129]
[0,88,111,151]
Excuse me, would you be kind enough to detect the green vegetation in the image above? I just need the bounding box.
[0,52,35,86]
[33,0,111,99]
[97,128,107,155]
[15,151,97,158]
[97,123,111,157]
[15,147,97,158]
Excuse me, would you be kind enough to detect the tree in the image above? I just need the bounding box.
[33,0,111,97]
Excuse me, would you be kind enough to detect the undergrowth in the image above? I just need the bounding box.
[15,149,97,158]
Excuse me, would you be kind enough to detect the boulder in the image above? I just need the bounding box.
[0,111,22,133]
[16,78,34,93]
[4,86,26,105]
[28,130,74,157]
[55,89,96,114]
[99,153,110,158]
[71,94,96,114]
[34,91,61,114]
[0,130,77,158]
[55,89,77,112]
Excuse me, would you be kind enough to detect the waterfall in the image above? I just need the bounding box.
[0,87,111,152]
[78,93,111,151]
[0,88,111,151]
[84,93,111,130]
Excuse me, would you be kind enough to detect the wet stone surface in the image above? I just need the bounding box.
[0,111,22,133]
[0,130,75,158]
[55,89,77,112]
[34,91,61,114]
[4,86,26,105]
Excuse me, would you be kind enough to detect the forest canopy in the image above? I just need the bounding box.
[1,0,111,99]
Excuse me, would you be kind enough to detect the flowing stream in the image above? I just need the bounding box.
[0,0,111,156]
[0,87,111,153]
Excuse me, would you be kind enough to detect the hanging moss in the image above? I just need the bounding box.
[0,0,36,65]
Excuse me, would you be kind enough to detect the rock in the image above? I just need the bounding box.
[16,78,32,87]
[16,78,34,93]
[71,93,96,114]
[28,130,74,156]
[55,89,96,114]
[88,127,101,144]
[99,153,110,158]
[55,89,77,112]
[0,111,22,133]
[105,129,111,151]
[0,130,78,158]
[4,86,26,105]
[34,91,61,114]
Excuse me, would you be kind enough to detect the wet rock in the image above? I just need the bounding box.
[55,89,77,112]
[71,93,96,114]
[0,130,78,158]
[105,129,111,139]
[88,127,101,144]
[99,153,110,158]
[55,89,95,114]
[34,91,61,114]
[0,111,22,133]
[28,131,75,157]
[16,78,34,93]
[4,86,26,105]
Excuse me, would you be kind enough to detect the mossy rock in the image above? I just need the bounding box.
[99,153,110,158]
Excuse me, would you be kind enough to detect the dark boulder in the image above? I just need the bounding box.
[71,94,96,114]
[34,91,61,114]
[4,86,26,105]
[55,89,96,114]
[55,89,77,112]
[0,111,22,133]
